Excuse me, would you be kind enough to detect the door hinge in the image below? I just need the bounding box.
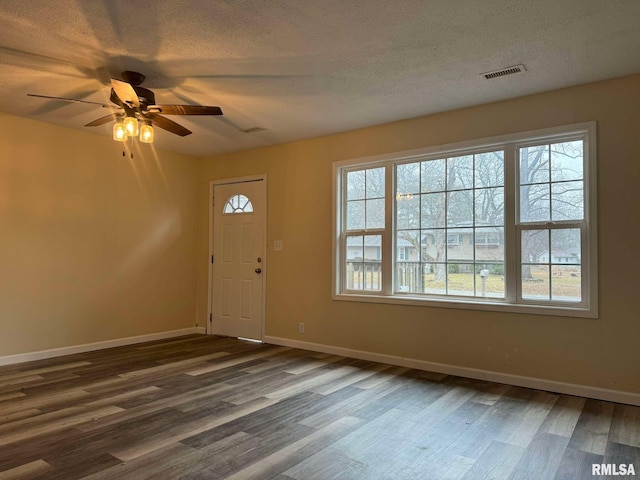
[211,255,214,264]
[209,313,212,322]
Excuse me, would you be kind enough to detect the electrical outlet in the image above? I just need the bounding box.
[298,322,305,334]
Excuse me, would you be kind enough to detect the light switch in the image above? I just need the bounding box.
[274,240,283,251]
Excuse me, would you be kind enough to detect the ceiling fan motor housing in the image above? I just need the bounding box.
[109,87,155,110]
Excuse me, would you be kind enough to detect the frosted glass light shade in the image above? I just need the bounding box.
[113,121,127,142]
[123,116,139,136]
[140,123,154,143]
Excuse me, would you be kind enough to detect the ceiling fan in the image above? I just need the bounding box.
[27,71,223,141]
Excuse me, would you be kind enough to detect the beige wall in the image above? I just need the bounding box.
[0,115,200,356]
[198,74,640,394]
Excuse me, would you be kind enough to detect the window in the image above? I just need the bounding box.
[224,194,253,214]
[343,167,385,292]
[518,140,584,303]
[334,123,597,317]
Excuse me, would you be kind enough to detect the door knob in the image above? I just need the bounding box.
[255,268,262,274]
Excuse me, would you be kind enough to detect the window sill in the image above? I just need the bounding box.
[333,292,598,318]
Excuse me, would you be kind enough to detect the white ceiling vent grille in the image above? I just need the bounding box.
[480,64,526,80]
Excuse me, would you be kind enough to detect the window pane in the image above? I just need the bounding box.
[346,200,365,230]
[520,145,550,184]
[447,228,472,262]
[551,141,583,182]
[366,167,385,198]
[475,151,504,188]
[520,184,550,222]
[347,170,365,200]
[396,261,423,293]
[521,229,549,263]
[396,194,420,229]
[422,229,446,263]
[421,159,446,192]
[362,262,382,291]
[447,190,473,227]
[551,266,581,302]
[424,263,446,295]
[476,263,505,298]
[397,230,420,261]
[397,163,420,195]
[522,265,550,300]
[363,235,382,261]
[447,263,474,296]
[551,181,583,221]
[345,234,382,291]
[475,227,504,263]
[447,155,473,190]
[346,235,364,260]
[551,229,581,265]
[475,187,504,226]
[223,194,254,214]
[366,198,385,229]
[421,192,445,228]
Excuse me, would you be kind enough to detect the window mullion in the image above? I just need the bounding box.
[382,162,394,295]
[504,144,518,303]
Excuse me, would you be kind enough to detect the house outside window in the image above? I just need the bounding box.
[333,123,597,317]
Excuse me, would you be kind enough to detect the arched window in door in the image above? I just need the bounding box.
[223,194,254,214]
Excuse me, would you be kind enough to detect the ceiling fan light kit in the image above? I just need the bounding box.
[113,115,151,143]
[29,71,223,146]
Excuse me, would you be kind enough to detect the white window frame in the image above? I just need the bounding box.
[332,122,598,318]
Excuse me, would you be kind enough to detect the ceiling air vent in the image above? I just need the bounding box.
[480,64,526,80]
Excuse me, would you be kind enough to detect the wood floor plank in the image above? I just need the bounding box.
[495,390,558,448]
[0,392,25,403]
[0,460,53,480]
[567,399,615,455]
[225,416,364,480]
[603,441,640,474]
[0,405,124,447]
[539,395,586,438]
[609,403,640,448]
[508,432,569,480]
[0,362,92,383]
[553,446,603,480]
[461,440,525,480]
[79,442,197,480]
[112,396,279,461]
[186,346,291,376]
[0,334,638,480]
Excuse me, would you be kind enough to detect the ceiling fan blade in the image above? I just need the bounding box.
[27,93,113,108]
[85,114,119,127]
[147,105,223,116]
[111,79,140,107]
[145,114,192,137]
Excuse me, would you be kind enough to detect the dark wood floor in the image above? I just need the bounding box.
[0,335,638,479]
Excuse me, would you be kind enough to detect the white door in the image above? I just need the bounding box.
[211,179,265,340]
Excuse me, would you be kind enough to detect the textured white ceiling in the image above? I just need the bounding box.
[1,0,639,158]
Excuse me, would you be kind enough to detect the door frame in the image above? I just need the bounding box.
[207,174,268,339]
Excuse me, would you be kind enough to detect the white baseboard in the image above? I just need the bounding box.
[264,335,640,407]
[0,327,207,367]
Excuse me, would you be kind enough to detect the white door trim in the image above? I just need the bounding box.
[208,174,267,339]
